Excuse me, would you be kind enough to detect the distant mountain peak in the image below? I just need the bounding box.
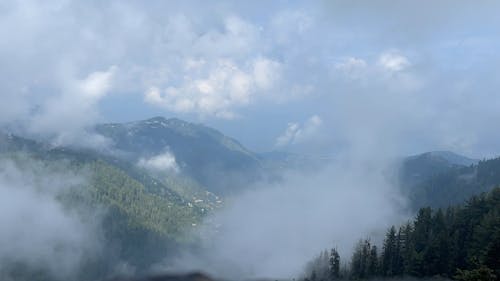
[412,150,478,166]
[147,116,168,122]
[399,150,480,191]
[136,116,175,126]
[95,116,262,194]
[143,116,185,125]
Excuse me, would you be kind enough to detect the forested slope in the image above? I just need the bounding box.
[305,187,500,280]
[400,152,500,209]
[0,132,214,279]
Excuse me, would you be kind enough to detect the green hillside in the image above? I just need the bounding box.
[0,132,216,279]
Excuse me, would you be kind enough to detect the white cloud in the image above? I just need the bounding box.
[28,66,116,147]
[377,51,410,72]
[78,67,116,99]
[137,151,179,173]
[275,123,300,147]
[253,57,282,89]
[334,57,368,80]
[276,115,323,147]
[334,51,410,80]
[331,50,421,95]
[144,57,282,119]
[335,57,367,70]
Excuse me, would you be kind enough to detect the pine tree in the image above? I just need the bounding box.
[394,227,404,275]
[426,209,449,275]
[350,240,363,279]
[399,222,415,275]
[413,207,432,276]
[329,248,340,280]
[311,269,317,281]
[367,245,378,277]
[381,226,397,276]
[350,239,373,279]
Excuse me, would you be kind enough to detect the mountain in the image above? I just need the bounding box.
[399,151,499,209]
[427,150,479,166]
[95,117,263,195]
[0,132,221,278]
[399,150,478,187]
[0,120,328,280]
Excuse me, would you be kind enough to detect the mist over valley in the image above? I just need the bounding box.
[0,1,499,281]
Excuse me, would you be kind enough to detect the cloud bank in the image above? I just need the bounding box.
[167,156,407,280]
[0,158,100,280]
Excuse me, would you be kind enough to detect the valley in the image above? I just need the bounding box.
[1,118,499,281]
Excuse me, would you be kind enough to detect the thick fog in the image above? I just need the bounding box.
[0,158,101,280]
[164,152,407,280]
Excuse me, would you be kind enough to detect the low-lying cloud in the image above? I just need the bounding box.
[167,156,407,280]
[27,66,116,148]
[0,157,101,280]
[138,150,180,173]
[275,115,323,149]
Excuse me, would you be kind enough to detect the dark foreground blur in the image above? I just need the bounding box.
[106,272,453,281]
[108,272,216,281]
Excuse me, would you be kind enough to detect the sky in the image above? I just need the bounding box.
[1,0,500,157]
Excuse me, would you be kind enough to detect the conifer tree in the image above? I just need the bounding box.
[329,248,340,280]
[367,245,378,277]
[381,226,397,276]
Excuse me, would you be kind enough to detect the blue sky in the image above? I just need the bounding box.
[1,0,500,157]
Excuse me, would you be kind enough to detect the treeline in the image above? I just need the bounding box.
[406,156,500,210]
[304,248,341,281]
[304,187,500,281]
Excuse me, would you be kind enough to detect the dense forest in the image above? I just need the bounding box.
[304,187,500,281]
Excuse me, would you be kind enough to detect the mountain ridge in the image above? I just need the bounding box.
[95,116,265,195]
